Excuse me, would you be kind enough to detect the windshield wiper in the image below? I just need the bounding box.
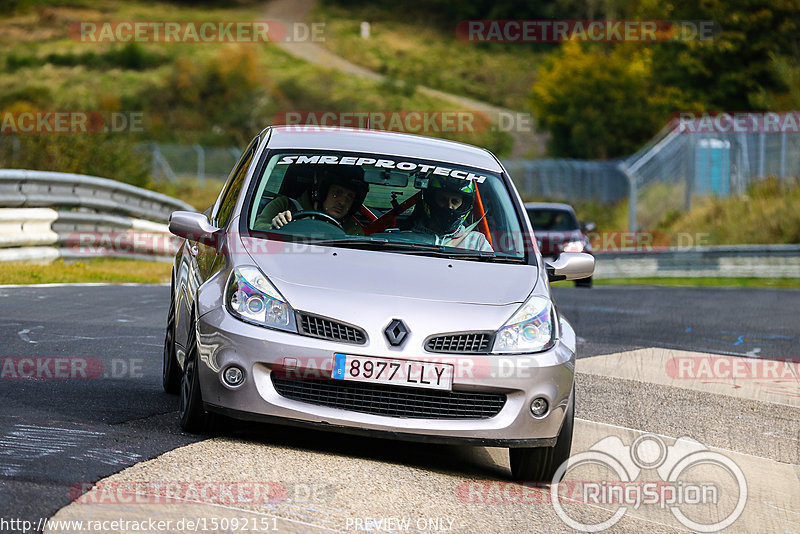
[312,237,391,246]
[312,237,446,253]
[311,237,514,261]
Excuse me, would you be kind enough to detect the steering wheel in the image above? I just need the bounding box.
[282,198,343,229]
[291,210,343,229]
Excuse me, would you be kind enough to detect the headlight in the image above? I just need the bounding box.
[562,239,585,253]
[226,266,297,332]
[492,295,554,353]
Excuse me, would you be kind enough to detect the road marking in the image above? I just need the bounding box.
[0,424,103,461]
[577,347,800,407]
[17,326,42,344]
[70,448,144,466]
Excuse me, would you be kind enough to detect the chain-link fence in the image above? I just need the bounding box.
[509,114,800,231]
[147,143,241,183]
[621,114,800,230]
[503,159,628,204]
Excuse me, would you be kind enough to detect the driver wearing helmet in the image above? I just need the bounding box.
[255,166,368,235]
[405,175,493,251]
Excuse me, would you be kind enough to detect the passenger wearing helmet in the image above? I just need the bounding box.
[405,175,493,251]
[255,166,368,235]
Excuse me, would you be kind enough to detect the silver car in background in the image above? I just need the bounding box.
[164,126,594,481]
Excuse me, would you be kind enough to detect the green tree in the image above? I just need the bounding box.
[531,41,688,159]
[639,0,800,110]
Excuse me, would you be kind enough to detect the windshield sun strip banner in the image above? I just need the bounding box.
[275,154,488,183]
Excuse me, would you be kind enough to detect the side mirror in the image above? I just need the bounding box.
[581,221,597,233]
[169,211,221,248]
[545,252,595,282]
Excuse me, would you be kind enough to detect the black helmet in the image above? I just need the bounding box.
[418,175,475,234]
[315,166,369,217]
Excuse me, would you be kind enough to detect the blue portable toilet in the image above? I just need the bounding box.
[694,138,731,196]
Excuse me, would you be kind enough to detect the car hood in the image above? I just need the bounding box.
[239,236,536,307]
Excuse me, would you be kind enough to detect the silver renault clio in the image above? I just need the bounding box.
[164,126,594,481]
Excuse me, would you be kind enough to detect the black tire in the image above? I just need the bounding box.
[575,276,592,288]
[162,288,181,394]
[179,326,210,433]
[509,389,575,483]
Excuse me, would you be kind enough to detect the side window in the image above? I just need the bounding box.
[213,138,257,228]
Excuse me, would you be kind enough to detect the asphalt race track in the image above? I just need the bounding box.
[0,284,798,533]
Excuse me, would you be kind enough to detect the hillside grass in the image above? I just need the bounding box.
[0,0,513,169]
[662,177,800,245]
[312,1,543,111]
[590,277,800,288]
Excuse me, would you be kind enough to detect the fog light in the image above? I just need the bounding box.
[530,397,548,417]
[223,366,245,386]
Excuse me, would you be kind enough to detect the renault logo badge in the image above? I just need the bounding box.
[384,319,408,346]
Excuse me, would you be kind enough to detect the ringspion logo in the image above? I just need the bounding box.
[551,434,747,532]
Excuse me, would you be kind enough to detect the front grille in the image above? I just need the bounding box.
[271,376,506,419]
[426,333,492,353]
[298,313,366,344]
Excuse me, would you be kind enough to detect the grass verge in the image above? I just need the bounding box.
[585,277,800,289]
[154,178,225,212]
[0,258,171,285]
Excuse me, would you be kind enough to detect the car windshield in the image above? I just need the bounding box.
[527,208,579,231]
[246,150,528,261]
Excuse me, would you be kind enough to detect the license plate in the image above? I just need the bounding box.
[332,354,454,391]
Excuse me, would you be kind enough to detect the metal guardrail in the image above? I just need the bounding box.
[0,169,194,219]
[0,169,195,262]
[594,245,800,279]
[0,208,58,248]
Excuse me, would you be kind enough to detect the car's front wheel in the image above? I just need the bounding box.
[509,389,574,482]
[179,327,210,433]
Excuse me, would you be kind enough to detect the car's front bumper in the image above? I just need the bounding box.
[195,307,575,447]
